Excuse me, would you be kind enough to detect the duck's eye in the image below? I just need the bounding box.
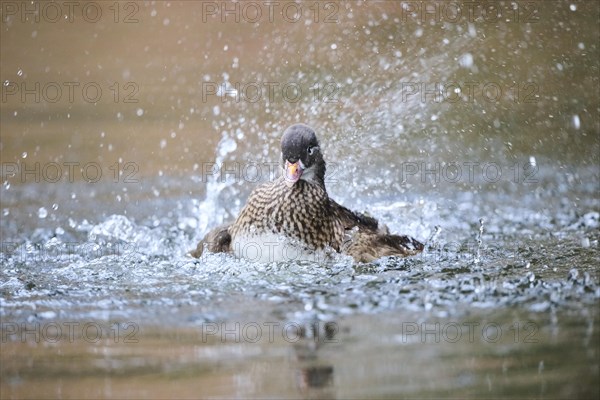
[307,146,318,156]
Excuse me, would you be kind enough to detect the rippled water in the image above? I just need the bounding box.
[1,1,599,399]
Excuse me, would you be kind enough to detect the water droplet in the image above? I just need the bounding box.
[52,203,59,210]
[160,139,167,149]
[569,4,577,11]
[163,18,170,26]
[330,43,337,50]
[150,9,157,17]
[136,108,144,116]
[467,23,476,37]
[217,136,237,157]
[17,69,23,76]
[529,156,537,167]
[572,114,580,130]
[38,207,48,219]
[2,209,9,216]
[22,152,27,158]
[459,53,474,68]
[474,218,485,263]
[3,80,9,87]
[38,311,56,319]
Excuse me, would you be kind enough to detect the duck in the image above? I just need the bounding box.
[191,123,423,263]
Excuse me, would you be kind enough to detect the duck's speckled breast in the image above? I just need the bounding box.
[229,178,344,262]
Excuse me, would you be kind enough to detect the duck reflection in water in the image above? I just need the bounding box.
[291,320,338,396]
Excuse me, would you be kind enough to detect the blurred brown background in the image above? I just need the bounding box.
[2,0,597,189]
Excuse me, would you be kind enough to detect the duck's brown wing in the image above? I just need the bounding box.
[343,231,424,263]
[330,200,381,232]
[330,199,424,263]
[189,223,232,258]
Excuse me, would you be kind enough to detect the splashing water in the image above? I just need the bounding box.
[425,225,442,251]
[474,218,485,264]
[199,132,239,233]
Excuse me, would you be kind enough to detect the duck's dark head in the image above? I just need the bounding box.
[280,124,326,188]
